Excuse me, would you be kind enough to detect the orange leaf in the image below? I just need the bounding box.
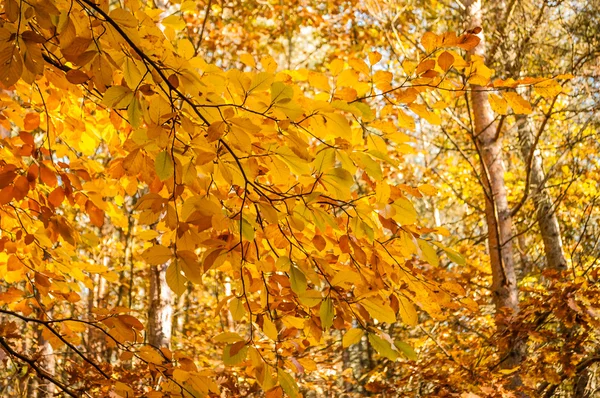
[48,187,65,207]
[437,51,454,72]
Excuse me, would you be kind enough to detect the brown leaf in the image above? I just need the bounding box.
[66,69,90,84]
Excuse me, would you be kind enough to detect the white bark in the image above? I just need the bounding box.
[148,263,173,348]
[516,115,567,271]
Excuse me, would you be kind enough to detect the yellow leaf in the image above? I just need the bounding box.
[214,332,245,343]
[534,79,562,99]
[331,269,360,287]
[392,197,418,225]
[139,346,165,365]
[102,86,132,108]
[177,38,195,59]
[349,58,370,76]
[394,340,417,360]
[418,184,437,196]
[342,328,364,348]
[418,239,439,267]
[162,14,186,30]
[178,252,203,284]
[173,369,190,382]
[321,168,354,199]
[223,342,248,365]
[420,32,439,53]
[271,81,294,104]
[368,51,382,65]
[127,97,142,128]
[249,72,274,93]
[361,297,396,324]
[329,59,345,76]
[503,92,532,114]
[240,53,256,68]
[275,146,310,175]
[308,71,330,92]
[109,8,138,28]
[263,317,278,341]
[297,290,323,308]
[319,297,334,330]
[397,295,418,326]
[166,262,187,296]
[373,70,393,91]
[260,55,278,72]
[488,93,508,115]
[141,245,172,265]
[290,265,307,294]
[323,113,351,140]
[397,109,415,130]
[229,297,246,321]
[409,103,441,125]
[155,151,174,181]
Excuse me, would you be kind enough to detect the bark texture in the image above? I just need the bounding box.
[148,263,173,348]
[516,114,567,271]
[463,0,524,370]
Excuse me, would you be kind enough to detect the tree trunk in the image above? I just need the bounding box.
[516,115,567,271]
[463,0,524,372]
[147,263,173,348]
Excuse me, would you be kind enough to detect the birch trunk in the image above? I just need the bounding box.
[147,263,173,348]
[463,0,524,371]
[516,115,567,271]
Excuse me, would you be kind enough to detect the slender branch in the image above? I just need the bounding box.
[0,337,78,398]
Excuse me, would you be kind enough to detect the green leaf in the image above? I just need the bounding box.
[394,340,418,361]
[320,297,334,331]
[342,328,364,348]
[240,218,255,241]
[290,265,307,295]
[155,151,174,181]
[368,334,399,361]
[433,242,466,265]
[278,368,299,398]
[275,255,291,272]
[444,247,466,265]
[127,97,142,128]
[223,342,248,366]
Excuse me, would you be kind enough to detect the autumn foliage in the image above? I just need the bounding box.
[0,0,598,397]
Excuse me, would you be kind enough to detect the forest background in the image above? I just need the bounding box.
[0,0,599,397]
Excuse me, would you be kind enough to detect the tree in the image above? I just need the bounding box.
[0,0,591,397]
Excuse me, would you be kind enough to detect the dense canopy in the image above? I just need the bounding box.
[0,0,598,397]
